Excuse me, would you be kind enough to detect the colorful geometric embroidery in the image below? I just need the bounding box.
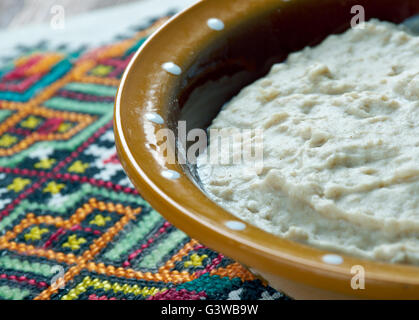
[0,16,287,300]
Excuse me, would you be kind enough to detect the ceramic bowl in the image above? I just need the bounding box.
[114,0,419,299]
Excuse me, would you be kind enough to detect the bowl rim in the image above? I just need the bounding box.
[114,0,419,298]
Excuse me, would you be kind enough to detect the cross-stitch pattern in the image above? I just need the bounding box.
[0,16,287,300]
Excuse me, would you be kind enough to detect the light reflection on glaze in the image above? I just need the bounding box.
[207,18,225,31]
[162,62,182,75]
[145,112,164,124]
[162,170,181,180]
[225,221,246,231]
[322,254,343,265]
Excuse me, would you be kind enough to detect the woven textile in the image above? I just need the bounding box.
[0,16,287,300]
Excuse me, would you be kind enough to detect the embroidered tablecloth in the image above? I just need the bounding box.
[0,1,286,300]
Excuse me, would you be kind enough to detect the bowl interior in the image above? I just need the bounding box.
[174,0,419,184]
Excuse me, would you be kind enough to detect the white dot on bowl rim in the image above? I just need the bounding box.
[322,254,343,265]
[162,170,181,180]
[225,221,246,231]
[145,112,164,124]
[162,62,182,75]
[207,18,225,31]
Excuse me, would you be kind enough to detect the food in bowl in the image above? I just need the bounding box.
[197,20,419,265]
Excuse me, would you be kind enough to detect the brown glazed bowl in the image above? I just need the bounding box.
[115,0,419,299]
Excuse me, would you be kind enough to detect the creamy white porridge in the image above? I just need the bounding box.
[197,20,419,264]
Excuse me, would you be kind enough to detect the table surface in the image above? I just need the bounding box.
[0,0,141,29]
